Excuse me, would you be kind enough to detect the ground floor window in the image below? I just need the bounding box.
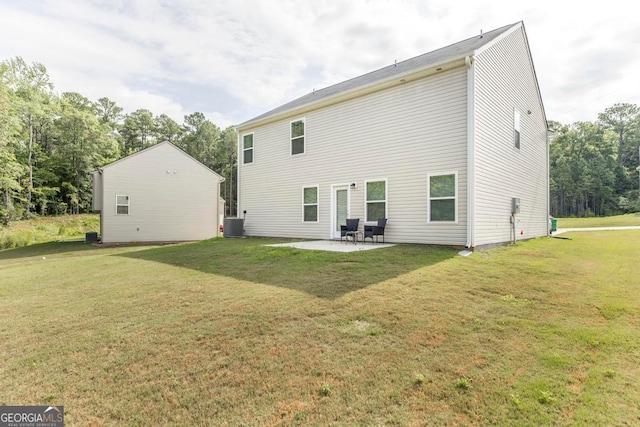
[303,186,318,222]
[428,172,457,222]
[365,179,387,221]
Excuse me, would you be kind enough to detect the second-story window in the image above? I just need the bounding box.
[291,119,305,155]
[514,109,521,149]
[243,133,254,164]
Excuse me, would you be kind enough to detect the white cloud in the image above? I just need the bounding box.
[1,0,638,126]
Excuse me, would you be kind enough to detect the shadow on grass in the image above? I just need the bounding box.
[117,237,458,299]
[0,241,96,260]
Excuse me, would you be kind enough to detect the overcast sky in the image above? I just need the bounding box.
[1,0,638,128]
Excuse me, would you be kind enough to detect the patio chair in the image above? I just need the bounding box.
[364,218,387,243]
[340,218,360,243]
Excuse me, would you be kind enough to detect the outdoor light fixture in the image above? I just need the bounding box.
[350,182,356,189]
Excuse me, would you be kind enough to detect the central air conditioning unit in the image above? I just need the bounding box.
[223,218,244,238]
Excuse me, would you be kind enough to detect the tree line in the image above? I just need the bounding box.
[549,103,640,217]
[0,57,237,225]
[2,56,639,225]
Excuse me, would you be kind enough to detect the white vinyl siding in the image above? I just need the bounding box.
[473,25,548,246]
[115,195,130,215]
[238,67,468,244]
[303,186,319,222]
[365,179,387,222]
[92,171,103,211]
[243,133,254,164]
[291,119,305,155]
[428,172,457,222]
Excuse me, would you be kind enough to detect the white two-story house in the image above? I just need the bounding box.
[235,21,548,249]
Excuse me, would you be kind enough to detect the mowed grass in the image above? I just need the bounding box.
[0,231,639,426]
[556,213,640,228]
[0,214,99,249]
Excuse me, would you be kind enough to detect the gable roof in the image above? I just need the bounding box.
[238,22,520,130]
[95,141,224,180]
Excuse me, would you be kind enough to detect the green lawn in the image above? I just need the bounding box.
[1,231,639,425]
[556,213,640,228]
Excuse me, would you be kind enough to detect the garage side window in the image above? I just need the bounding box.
[116,195,130,215]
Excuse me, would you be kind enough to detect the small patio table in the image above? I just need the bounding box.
[344,230,362,244]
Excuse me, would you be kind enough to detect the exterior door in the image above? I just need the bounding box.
[332,185,349,239]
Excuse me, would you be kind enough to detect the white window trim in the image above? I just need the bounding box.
[513,109,521,150]
[115,194,130,215]
[427,171,458,224]
[242,132,254,165]
[302,185,319,223]
[290,118,306,156]
[364,178,388,222]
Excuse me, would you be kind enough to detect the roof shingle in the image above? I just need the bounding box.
[239,22,519,127]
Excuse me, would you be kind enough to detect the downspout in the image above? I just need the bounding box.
[98,168,104,242]
[465,55,476,249]
[235,128,241,218]
[546,126,551,235]
[218,176,226,235]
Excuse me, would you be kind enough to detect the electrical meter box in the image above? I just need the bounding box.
[511,197,521,214]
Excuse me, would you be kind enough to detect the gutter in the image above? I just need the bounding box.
[465,55,476,249]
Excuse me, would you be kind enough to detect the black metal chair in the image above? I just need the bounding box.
[364,218,387,243]
[340,218,360,243]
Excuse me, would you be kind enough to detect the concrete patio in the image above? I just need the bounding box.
[266,240,395,253]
